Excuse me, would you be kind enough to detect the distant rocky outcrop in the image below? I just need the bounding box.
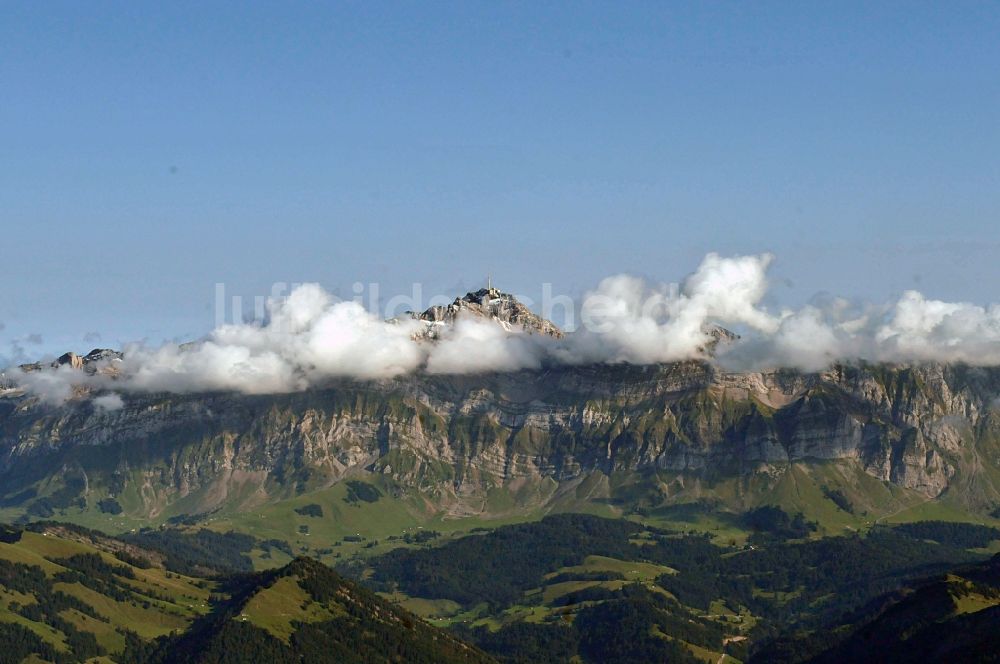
[18,348,123,375]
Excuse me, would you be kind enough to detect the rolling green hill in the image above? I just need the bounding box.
[0,525,492,664]
[143,557,495,664]
[756,553,1000,663]
[0,523,212,662]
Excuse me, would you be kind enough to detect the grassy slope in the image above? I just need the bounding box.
[0,527,496,663]
[45,461,997,573]
[0,530,212,657]
[240,575,341,642]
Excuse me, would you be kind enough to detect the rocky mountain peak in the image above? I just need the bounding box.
[411,284,563,338]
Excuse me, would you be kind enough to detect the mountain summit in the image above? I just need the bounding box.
[411,285,563,337]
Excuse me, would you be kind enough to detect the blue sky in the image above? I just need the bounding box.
[2,2,999,360]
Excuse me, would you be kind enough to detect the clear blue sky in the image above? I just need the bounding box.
[2,1,999,360]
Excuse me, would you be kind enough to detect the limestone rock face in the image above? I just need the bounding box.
[2,362,1000,518]
[55,353,85,370]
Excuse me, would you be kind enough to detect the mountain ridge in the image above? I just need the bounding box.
[2,359,1000,533]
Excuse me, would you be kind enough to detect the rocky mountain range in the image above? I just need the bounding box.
[2,289,1000,530]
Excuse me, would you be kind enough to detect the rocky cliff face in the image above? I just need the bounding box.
[2,361,1000,521]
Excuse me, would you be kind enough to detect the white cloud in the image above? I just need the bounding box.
[556,253,778,365]
[425,317,545,374]
[14,365,86,404]
[875,291,1000,364]
[10,252,1000,404]
[123,287,426,394]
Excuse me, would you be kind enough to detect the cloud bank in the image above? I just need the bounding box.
[10,252,1000,404]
